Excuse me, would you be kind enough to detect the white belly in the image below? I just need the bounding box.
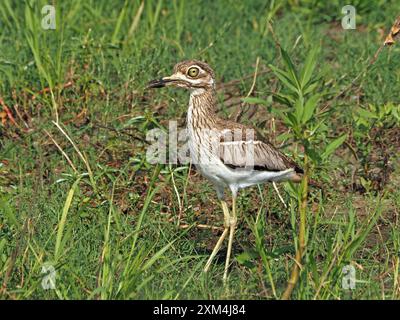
[188,135,295,192]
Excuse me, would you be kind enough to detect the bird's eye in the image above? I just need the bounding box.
[187,67,199,78]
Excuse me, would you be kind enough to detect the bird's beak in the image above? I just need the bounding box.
[146,75,179,89]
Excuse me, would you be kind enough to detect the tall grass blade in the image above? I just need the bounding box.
[54,177,81,261]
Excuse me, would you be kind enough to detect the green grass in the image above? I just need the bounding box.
[1,0,400,299]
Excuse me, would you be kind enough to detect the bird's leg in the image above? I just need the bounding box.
[204,200,230,273]
[223,195,237,283]
[273,182,287,208]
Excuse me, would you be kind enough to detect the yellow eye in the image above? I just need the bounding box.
[187,67,199,78]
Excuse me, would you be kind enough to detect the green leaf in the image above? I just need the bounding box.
[55,177,81,261]
[303,81,319,95]
[306,147,322,163]
[392,105,400,121]
[300,47,319,89]
[356,108,378,120]
[344,199,383,260]
[236,250,258,269]
[271,92,295,106]
[0,196,19,227]
[280,48,300,88]
[111,0,129,45]
[269,64,298,93]
[142,239,176,271]
[321,134,347,160]
[295,98,304,122]
[302,94,320,123]
[286,112,298,128]
[276,132,292,142]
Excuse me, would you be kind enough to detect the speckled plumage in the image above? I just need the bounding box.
[147,60,304,282]
[183,67,303,198]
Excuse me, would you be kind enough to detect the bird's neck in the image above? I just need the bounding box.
[188,88,218,128]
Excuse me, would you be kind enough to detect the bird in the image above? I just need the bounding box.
[147,60,306,283]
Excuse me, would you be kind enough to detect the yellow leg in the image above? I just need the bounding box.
[204,200,230,273]
[223,195,237,283]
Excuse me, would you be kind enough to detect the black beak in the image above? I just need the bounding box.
[146,78,167,89]
[146,76,179,89]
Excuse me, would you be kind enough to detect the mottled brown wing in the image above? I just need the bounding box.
[218,126,303,173]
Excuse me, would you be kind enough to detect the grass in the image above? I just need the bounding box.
[0,0,400,299]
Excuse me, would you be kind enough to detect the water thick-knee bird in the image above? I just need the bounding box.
[147,60,306,282]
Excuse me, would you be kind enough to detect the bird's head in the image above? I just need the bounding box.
[147,60,215,93]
